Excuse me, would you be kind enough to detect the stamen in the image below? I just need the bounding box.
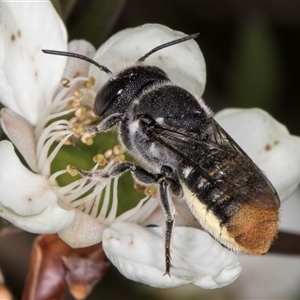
[60,159,121,224]
[134,197,159,223]
[68,97,80,109]
[104,149,113,159]
[49,169,68,183]
[94,145,126,163]
[35,109,75,137]
[117,153,126,162]
[145,185,158,198]
[67,165,79,177]
[81,132,95,145]
[116,196,158,223]
[61,78,71,88]
[134,182,145,193]
[36,119,72,158]
[55,135,73,145]
[113,145,123,155]
[93,154,107,166]
[68,176,114,222]
[34,68,152,228]
[83,110,98,124]
[106,178,119,223]
[73,124,85,135]
[57,179,89,199]
[84,76,95,88]
[134,182,157,198]
[40,131,73,174]
[73,90,83,98]
[88,193,101,217]
[51,77,88,107]
[99,179,112,219]
[63,179,100,203]
[75,107,86,118]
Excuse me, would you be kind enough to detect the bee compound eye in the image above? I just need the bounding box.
[94,78,124,116]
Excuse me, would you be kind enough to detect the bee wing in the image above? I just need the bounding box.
[148,117,280,210]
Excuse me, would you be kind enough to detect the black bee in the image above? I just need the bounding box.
[43,33,280,275]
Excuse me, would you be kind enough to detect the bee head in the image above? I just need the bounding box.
[94,65,169,118]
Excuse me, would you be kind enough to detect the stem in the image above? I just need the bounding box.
[269,230,300,255]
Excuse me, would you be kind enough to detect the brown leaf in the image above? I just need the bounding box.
[22,234,110,300]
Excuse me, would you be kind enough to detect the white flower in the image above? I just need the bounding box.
[215,108,300,200]
[0,0,299,290]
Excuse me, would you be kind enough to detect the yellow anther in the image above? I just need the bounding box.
[81,132,94,145]
[93,153,104,163]
[72,97,80,108]
[82,111,98,126]
[133,182,158,198]
[93,154,107,166]
[61,78,70,88]
[75,125,85,134]
[73,89,83,98]
[67,165,79,176]
[113,144,123,155]
[145,185,158,198]
[67,96,81,109]
[104,149,113,159]
[84,76,96,88]
[75,107,86,118]
[133,182,146,193]
[118,153,126,161]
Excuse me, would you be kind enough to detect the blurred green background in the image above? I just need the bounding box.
[1,1,300,299]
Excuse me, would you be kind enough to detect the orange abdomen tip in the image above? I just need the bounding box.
[228,204,279,254]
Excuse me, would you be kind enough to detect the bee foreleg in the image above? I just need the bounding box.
[84,113,124,135]
[76,161,159,184]
[158,179,176,276]
[72,113,124,145]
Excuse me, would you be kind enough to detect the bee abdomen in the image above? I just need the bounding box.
[182,168,238,226]
[180,167,279,254]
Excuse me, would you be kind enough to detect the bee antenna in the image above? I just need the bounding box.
[137,33,199,63]
[42,49,112,75]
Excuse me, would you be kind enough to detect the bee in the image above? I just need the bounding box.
[43,33,280,275]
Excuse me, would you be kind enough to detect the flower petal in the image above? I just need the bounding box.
[0,108,37,172]
[102,222,241,289]
[0,205,74,234]
[63,40,96,79]
[0,140,74,232]
[90,24,206,97]
[58,208,107,248]
[215,108,300,201]
[0,1,67,125]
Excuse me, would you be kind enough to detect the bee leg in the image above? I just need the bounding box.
[77,162,176,275]
[108,162,160,184]
[108,163,176,275]
[76,161,158,184]
[158,179,176,276]
[73,113,123,145]
[77,113,123,138]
